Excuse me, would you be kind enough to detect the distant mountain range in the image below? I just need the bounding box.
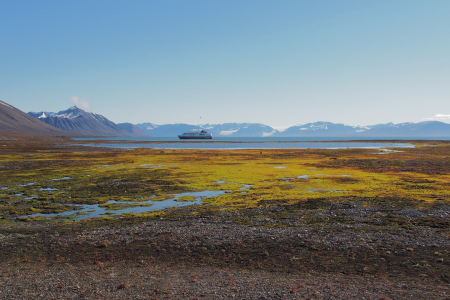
[274,122,367,137]
[135,122,277,137]
[26,105,450,138]
[136,121,450,138]
[272,121,450,138]
[1,100,450,139]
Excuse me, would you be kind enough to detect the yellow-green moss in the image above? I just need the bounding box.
[2,143,450,222]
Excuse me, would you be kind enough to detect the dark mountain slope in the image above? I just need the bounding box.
[0,100,75,139]
[29,107,132,137]
[117,123,149,137]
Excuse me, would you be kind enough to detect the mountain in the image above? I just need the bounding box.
[136,123,200,137]
[117,123,149,137]
[203,123,277,137]
[29,107,134,137]
[275,121,450,138]
[274,122,368,137]
[135,123,277,137]
[362,121,450,137]
[135,120,450,138]
[0,100,74,139]
[276,121,450,138]
[25,104,450,138]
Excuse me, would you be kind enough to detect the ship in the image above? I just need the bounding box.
[178,129,213,139]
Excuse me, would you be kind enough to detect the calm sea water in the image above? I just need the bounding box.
[74,136,432,142]
[74,137,415,150]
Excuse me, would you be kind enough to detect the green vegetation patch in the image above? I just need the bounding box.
[175,195,197,202]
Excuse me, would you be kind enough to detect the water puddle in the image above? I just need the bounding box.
[308,189,346,193]
[51,177,72,181]
[274,166,286,169]
[377,149,404,154]
[314,174,350,178]
[20,182,37,187]
[19,182,252,221]
[39,187,59,191]
[240,184,253,190]
[140,164,164,169]
[280,175,309,182]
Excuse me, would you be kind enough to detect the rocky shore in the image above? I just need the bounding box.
[1,207,449,299]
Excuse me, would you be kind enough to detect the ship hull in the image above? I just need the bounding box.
[178,135,212,139]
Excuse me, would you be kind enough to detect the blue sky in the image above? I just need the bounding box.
[1,0,449,127]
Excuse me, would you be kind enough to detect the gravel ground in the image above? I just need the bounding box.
[1,211,449,300]
[1,262,448,299]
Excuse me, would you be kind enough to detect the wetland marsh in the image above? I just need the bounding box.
[0,140,449,299]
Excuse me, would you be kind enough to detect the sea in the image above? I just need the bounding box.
[73,137,418,150]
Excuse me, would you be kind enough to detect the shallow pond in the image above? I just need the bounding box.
[21,183,252,221]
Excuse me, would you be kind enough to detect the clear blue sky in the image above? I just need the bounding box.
[1,0,449,127]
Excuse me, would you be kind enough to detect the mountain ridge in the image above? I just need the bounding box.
[0,100,77,139]
[16,102,450,138]
[29,106,134,137]
[136,121,450,138]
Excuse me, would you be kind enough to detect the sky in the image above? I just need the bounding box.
[1,0,450,128]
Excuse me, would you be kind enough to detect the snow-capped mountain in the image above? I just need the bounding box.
[274,122,368,137]
[135,121,450,138]
[28,106,134,137]
[363,121,450,137]
[136,123,205,137]
[204,123,277,137]
[26,105,450,138]
[135,123,277,137]
[0,100,74,138]
[275,121,450,138]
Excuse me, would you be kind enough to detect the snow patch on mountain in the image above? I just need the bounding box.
[54,106,84,119]
[273,126,291,132]
[261,130,276,137]
[219,129,239,136]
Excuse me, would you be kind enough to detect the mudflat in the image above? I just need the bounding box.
[0,140,449,299]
